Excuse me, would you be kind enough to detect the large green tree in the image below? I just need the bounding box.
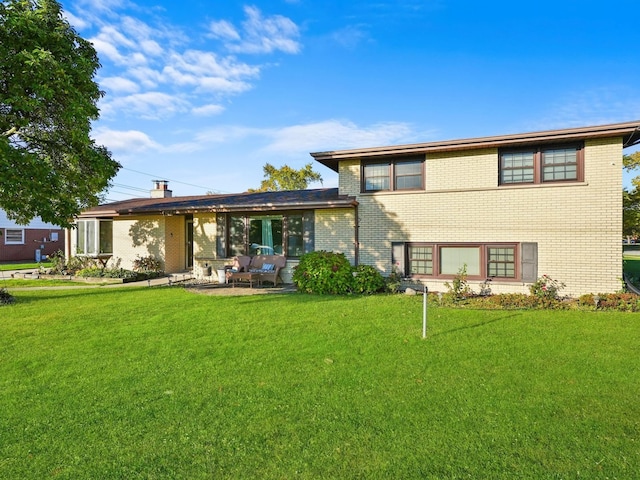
[0,0,119,227]
[623,152,640,240]
[249,162,323,192]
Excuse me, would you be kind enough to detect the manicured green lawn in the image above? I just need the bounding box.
[1,287,639,479]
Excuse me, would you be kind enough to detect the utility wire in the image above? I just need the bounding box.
[121,166,226,193]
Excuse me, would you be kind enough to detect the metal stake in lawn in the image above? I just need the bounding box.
[422,284,428,339]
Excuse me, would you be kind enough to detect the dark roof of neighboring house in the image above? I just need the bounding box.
[78,188,357,218]
[311,120,640,172]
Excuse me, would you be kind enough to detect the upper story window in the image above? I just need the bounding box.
[4,229,24,244]
[76,219,113,256]
[362,157,424,192]
[499,143,583,185]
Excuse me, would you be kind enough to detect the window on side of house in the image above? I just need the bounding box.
[487,246,516,278]
[5,229,25,244]
[363,162,391,191]
[401,243,518,280]
[362,157,424,193]
[499,143,583,185]
[75,219,113,256]
[249,216,283,255]
[229,216,246,257]
[408,245,433,275]
[286,214,304,257]
[222,212,310,258]
[440,246,481,276]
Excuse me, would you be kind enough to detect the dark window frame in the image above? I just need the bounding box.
[402,242,520,281]
[361,156,425,193]
[219,211,309,259]
[499,143,584,185]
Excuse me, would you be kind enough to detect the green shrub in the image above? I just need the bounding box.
[443,264,473,303]
[47,250,66,274]
[293,251,354,294]
[76,267,139,280]
[352,265,386,294]
[76,267,103,278]
[48,250,96,275]
[578,293,640,312]
[486,293,566,310]
[0,287,14,305]
[529,275,565,301]
[385,268,403,293]
[133,255,164,273]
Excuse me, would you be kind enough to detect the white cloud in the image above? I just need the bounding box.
[75,0,127,12]
[99,76,140,93]
[262,120,419,155]
[192,104,225,116]
[162,50,259,93]
[71,2,301,128]
[190,120,422,156]
[532,86,640,132]
[211,6,301,55]
[93,128,161,153]
[127,66,163,89]
[64,10,90,30]
[330,25,371,49]
[193,125,260,145]
[102,92,190,120]
[168,50,260,80]
[209,20,240,41]
[139,39,164,57]
[89,36,126,64]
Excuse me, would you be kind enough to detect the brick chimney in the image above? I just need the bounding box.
[151,180,172,198]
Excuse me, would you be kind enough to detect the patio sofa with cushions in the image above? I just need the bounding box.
[227,255,286,288]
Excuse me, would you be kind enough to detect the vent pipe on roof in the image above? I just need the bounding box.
[151,180,172,198]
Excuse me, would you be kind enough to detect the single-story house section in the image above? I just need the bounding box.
[72,121,640,296]
[0,210,65,262]
[71,181,358,284]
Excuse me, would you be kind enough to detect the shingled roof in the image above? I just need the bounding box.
[78,188,357,218]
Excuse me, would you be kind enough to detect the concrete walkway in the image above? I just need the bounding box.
[1,269,296,296]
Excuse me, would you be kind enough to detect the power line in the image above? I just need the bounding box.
[121,166,225,193]
[112,183,149,193]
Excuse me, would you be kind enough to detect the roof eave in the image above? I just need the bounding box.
[311,120,640,171]
[78,199,358,218]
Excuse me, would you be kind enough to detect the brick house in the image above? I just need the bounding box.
[0,210,65,262]
[71,121,640,296]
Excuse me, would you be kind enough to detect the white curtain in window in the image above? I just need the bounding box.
[440,247,480,275]
[262,219,274,252]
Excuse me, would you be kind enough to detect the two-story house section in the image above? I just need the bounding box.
[311,121,640,296]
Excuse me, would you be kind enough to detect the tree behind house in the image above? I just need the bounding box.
[249,163,322,192]
[624,152,640,240]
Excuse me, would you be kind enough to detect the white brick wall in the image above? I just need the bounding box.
[338,137,624,296]
[315,208,356,263]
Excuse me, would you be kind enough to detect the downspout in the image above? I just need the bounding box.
[354,204,359,266]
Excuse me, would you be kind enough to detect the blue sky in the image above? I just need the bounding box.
[60,0,640,200]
